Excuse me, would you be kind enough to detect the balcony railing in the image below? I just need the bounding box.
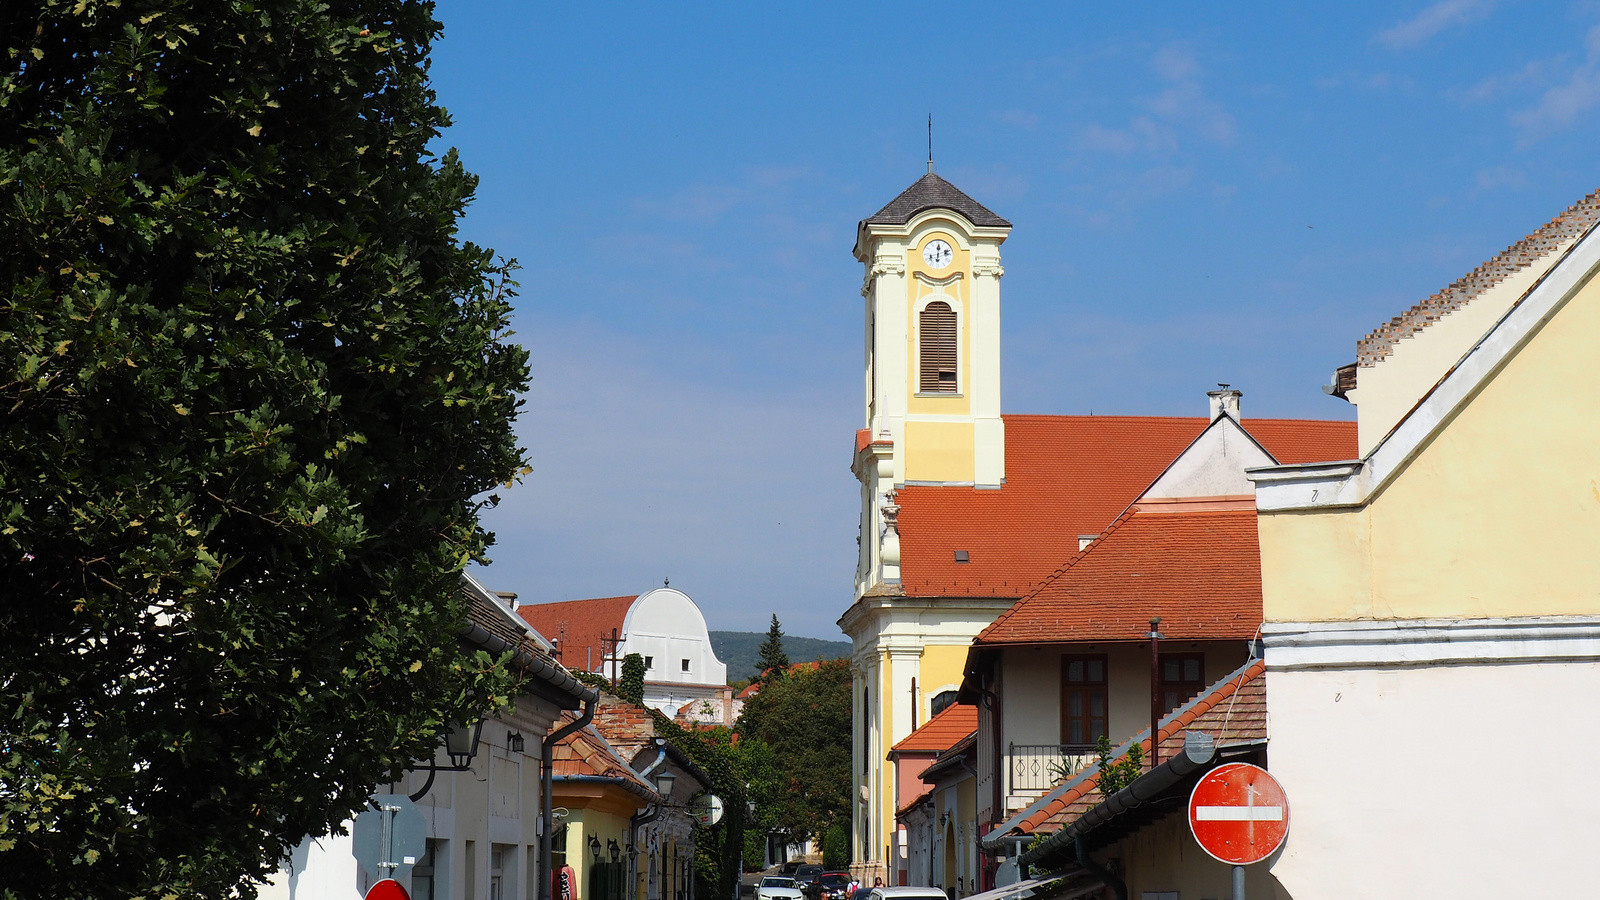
[1007,743,1098,793]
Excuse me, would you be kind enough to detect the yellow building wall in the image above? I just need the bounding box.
[1262,265,1600,622]
[917,645,969,707]
[562,808,633,900]
[903,421,975,483]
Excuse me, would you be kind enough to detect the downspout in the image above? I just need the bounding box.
[631,740,669,900]
[542,694,598,900]
[1074,837,1125,900]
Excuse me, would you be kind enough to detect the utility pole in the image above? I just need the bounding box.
[1148,617,1163,769]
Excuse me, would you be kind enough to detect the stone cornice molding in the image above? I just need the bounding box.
[972,259,1004,278]
[1262,615,1600,669]
[913,271,964,288]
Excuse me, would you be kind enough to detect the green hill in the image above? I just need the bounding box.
[709,630,852,681]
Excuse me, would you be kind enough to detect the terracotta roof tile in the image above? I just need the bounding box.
[517,595,636,675]
[890,703,979,755]
[551,708,658,798]
[1014,659,1266,833]
[1356,188,1600,367]
[975,507,1261,645]
[896,416,1349,599]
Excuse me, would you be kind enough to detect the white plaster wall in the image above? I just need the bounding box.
[620,588,727,687]
[1267,661,1600,899]
[262,697,559,900]
[1348,246,1567,457]
[1142,416,1275,499]
[999,648,1059,746]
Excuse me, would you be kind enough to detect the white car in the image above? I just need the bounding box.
[758,877,806,900]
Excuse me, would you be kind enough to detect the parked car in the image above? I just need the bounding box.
[809,872,853,900]
[869,889,947,900]
[758,877,806,900]
[792,865,824,895]
[779,862,804,877]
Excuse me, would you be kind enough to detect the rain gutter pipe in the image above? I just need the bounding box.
[541,694,598,900]
[1019,732,1217,873]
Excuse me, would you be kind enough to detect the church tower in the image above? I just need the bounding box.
[853,171,1011,593]
[845,170,1012,882]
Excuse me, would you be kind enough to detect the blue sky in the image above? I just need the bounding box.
[445,1,1600,639]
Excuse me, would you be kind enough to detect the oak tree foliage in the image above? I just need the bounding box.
[0,1,530,897]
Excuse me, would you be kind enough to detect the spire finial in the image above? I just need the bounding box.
[927,114,934,174]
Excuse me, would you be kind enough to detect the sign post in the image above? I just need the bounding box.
[1187,763,1288,900]
[353,792,429,887]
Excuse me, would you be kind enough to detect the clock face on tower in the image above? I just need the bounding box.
[923,239,953,270]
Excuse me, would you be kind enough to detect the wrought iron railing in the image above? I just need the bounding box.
[1007,743,1098,793]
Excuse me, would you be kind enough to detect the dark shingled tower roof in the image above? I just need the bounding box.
[864,173,1011,228]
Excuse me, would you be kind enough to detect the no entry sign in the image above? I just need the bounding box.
[1187,763,1288,865]
[365,879,411,900]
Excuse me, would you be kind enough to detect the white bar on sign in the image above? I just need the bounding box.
[1195,806,1283,821]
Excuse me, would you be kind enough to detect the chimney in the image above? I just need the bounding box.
[1207,384,1242,421]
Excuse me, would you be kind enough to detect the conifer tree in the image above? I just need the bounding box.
[756,613,790,681]
[0,2,528,896]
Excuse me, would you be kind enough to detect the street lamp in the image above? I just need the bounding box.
[655,771,676,801]
[608,839,622,863]
[588,834,602,864]
[408,717,486,801]
[445,719,486,769]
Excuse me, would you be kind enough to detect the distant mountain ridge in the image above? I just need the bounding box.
[709,630,852,681]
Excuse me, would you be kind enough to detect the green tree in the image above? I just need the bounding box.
[736,659,851,844]
[756,614,789,682]
[619,652,646,705]
[0,2,529,897]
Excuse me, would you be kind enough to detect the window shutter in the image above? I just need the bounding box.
[919,302,957,393]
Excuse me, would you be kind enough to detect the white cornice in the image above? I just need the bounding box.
[1249,218,1600,512]
[1262,616,1600,669]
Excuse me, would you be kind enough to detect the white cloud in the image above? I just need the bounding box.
[1076,44,1234,157]
[1375,0,1495,50]
[1511,25,1600,143]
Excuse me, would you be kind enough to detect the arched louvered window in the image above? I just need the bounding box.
[919,301,958,393]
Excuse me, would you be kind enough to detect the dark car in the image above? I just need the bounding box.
[809,872,852,900]
[792,865,824,895]
[780,862,805,877]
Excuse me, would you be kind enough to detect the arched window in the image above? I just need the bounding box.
[919,301,957,393]
[930,690,959,718]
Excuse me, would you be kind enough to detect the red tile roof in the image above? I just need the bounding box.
[1013,659,1266,834]
[550,710,657,798]
[894,415,1352,598]
[975,507,1261,645]
[1357,188,1600,368]
[889,703,979,756]
[517,595,636,674]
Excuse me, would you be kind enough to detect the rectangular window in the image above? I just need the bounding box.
[1160,653,1205,714]
[644,656,653,670]
[1060,655,1108,748]
[681,658,690,672]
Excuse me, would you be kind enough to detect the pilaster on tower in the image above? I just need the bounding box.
[852,173,1011,595]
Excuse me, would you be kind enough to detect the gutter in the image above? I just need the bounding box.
[458,621,593,707]
[541,698,598,900]
[554,773,663,805]
[1019,732,1218,872]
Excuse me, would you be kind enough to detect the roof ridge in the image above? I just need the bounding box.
[1356,186,1600,368]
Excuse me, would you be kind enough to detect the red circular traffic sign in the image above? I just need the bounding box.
[365,879,411,900]
[1187,762,1288,865]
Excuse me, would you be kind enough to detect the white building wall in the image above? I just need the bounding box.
[262,699,560,900]
[1264,621,1600,899]
[618,588,728,718]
